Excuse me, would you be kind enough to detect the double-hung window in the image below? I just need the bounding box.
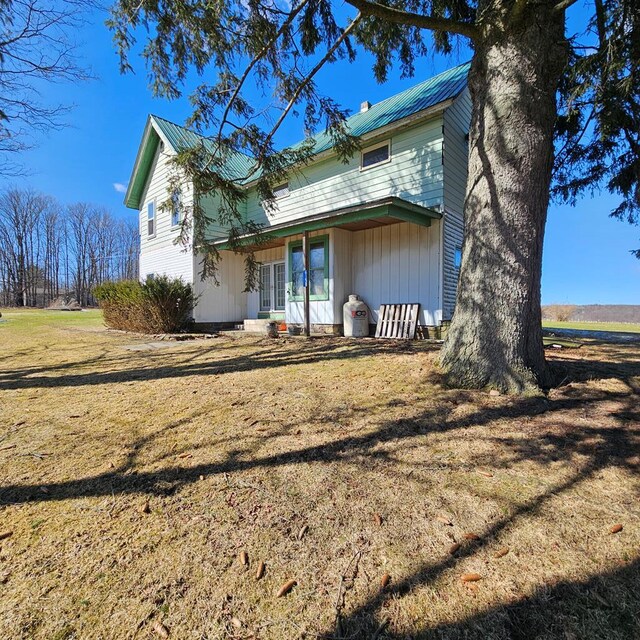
[289,235,329,301]
[147,201,155,237]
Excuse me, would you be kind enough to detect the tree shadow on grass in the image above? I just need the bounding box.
[325,425,639,638]
[1,382,637,504]
[347,557,640,639]
[1,357,638,638]
[0,338,438,391]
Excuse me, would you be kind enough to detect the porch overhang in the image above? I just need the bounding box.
[212,197,442,250]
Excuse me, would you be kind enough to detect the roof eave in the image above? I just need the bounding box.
[124,116,177,210]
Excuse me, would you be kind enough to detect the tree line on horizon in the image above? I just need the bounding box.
[0,188,139,308]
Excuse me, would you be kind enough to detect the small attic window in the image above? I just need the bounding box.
[273,182,289,199]
[361,141,390,170]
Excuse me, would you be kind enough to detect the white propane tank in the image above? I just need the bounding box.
[343,294,369,337]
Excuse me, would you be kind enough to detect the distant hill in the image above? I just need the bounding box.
[542,304,640,323]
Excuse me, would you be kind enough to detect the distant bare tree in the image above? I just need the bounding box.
[0,0,93,174]
[0,188,139,306]
[0,188,50,305]
[544,305,577,323]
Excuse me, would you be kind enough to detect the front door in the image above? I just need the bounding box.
[260,262,285,313]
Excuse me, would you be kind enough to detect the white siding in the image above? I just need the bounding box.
[332,229,353,322]
[244,116,445,228]
[351,221,441,326]
[139,142,194,282]
[192,252,247,323]
[442,89,471,320]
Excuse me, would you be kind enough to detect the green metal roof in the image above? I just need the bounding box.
[293,61,469,158]
[124,63,469,208]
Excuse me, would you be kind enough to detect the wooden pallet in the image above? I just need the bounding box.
[375,303,421,339]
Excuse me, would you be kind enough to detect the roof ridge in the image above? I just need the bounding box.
[347,60,471,118]
[148,61,470,157]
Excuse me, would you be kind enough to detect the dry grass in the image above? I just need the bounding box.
[1,309,639,639]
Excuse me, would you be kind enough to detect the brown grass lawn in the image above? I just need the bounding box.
[0,310,639,640]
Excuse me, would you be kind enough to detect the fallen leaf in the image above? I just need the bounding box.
[276,579,297,597]
[436,516,453,526]
[489,390,501,397]
[461,573,482,582]
[298,524,309,540]
[448,543,461,555]
[494,547,510,558]
[373,513,383,526]
[152,621,169,638]
[255,561,265,580]
[178,453,192,459]
[463,532,481,541]
[477,469,494,478]
[139,500,150,515]
[239,550,249,566]
[609,524,623,534]
[380,573,391,588]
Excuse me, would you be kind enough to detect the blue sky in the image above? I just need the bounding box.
[4,6,639,305]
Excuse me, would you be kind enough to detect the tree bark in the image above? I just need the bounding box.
[440,6,567,393]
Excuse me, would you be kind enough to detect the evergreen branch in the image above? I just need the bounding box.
[343,0,478,40]
[216,0,311,144]
[243,12,364,182]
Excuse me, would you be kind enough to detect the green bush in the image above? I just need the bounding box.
[95,276,195,333]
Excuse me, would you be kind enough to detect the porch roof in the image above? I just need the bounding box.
[212,197,442,250]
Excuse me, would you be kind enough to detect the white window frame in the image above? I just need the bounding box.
[360,140,391,171]
[273,182,290,199]
[259,261,286,311]
[146,200,156,238]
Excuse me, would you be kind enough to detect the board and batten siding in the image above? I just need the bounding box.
[243,115,445,228]
[351,221,441,327]
[138,142,194,282]
[442,89,471,320]
[192,252,247,324]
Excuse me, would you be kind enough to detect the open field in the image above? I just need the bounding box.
[1,309,639,639]
[543,320,640,334]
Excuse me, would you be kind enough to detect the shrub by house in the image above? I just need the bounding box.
[95,276,194,333]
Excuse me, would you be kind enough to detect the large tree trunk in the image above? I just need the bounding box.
[440,7,567,393]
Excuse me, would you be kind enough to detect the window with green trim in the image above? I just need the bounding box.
[288,235,329,301]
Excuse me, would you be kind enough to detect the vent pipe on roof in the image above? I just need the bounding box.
[360,101,371,113]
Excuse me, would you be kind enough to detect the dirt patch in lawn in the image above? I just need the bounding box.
[0,312,639,639]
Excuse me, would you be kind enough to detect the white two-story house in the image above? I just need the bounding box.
[124,63,470,335]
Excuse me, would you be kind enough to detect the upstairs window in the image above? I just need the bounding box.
[361,141,390,170]
[273,182,289,199]
[147,201,155,237]
[170,191,181,227]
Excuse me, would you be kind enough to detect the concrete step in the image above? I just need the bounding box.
[243,318,275,333]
